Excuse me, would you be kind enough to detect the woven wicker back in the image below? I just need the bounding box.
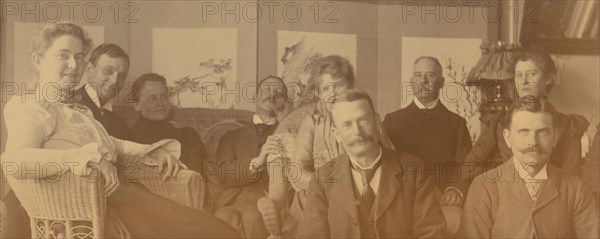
[7,170,105,221]
[113,105,253,160]
[202,120,246,162]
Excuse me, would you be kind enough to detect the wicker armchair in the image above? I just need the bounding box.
[120,157,204,210]
[6,159,203,239]
[7,169,107,239]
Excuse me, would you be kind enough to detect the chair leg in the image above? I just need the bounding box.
[65,221,73,238]
[93,218,104,238]
[44,219,52,239]
[29,218,38,239]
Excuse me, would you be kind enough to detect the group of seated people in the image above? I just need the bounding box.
[1,22,599,239]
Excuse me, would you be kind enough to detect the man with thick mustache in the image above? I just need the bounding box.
[297,89,445,238]
[458,97,599,238]
[214,76,292,238]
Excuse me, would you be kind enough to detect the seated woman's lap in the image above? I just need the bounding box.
[108,183,240,238]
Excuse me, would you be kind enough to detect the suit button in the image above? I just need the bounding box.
[353,220,358,226]
[368,221,373,225]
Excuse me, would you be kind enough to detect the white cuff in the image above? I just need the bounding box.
[249,157,264,173]
[445,187,464,200]
[140,139,182,166]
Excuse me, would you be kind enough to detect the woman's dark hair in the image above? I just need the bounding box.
[510,47,557,91]
[132,73,168,102]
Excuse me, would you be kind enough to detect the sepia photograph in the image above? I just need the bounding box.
[0,0,598,238]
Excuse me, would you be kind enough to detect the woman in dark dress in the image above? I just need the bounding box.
[1,22,239,238]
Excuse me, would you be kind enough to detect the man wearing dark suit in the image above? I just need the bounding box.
[74,43,131,140]
[458,98,599,238]
[383,56,472,206]
[214,76,291,238]
[297,89,446,238]
[127,73,207,174]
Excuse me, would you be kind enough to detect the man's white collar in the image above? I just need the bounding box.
[252,114,277,125]
[413,98,439,110]
[513,157,548,180]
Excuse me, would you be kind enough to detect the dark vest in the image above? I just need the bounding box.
[351,181,377,238]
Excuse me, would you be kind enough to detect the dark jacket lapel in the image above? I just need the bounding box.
[533,164,560,212]
[74,86,102,121]
[373,147,402,221]
[330,154,359,221]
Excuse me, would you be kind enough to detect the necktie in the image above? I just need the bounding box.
[352,161,381,210]
[525,179,544,202]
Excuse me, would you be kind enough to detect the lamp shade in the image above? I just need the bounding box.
[467,42,520,85]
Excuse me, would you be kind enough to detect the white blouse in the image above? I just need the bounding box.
[1,95,180,178]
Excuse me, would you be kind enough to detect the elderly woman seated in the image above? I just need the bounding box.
[128,73,208,174]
